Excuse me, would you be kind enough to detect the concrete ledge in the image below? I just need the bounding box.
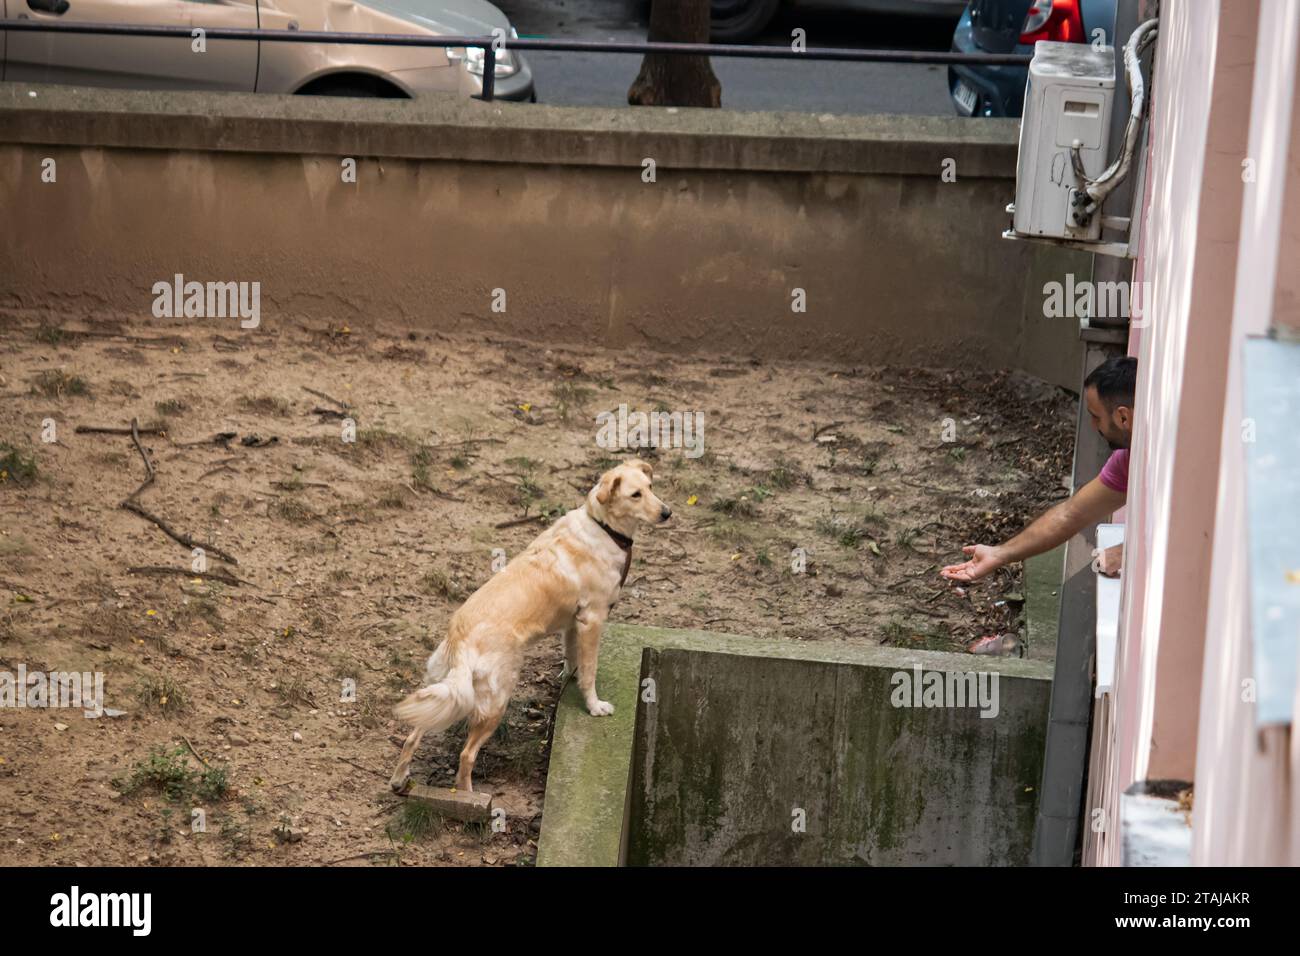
[1025,543,1066,666]
[537,624,1052,866]
[0,81,1020,176]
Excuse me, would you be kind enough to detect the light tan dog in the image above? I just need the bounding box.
[389,459,672,794]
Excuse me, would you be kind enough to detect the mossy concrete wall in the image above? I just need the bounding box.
[538,625,1052,866]
[628,647,1049,866]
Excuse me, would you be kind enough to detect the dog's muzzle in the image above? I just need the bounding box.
[659,506,673,522]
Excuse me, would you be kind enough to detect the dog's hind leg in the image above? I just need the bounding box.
[388,727,426,794]
[454,707,506,794]
[455,665,519,794]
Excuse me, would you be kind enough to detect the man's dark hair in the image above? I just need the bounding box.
[1083,356,1137,410]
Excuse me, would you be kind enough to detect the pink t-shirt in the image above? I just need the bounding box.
[1099,449,1129,493]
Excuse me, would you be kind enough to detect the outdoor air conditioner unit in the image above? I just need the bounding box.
[1012,40,1116,243]
[1004,20,1160,260]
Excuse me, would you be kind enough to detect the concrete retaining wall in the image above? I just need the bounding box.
[536,625,1052,867]
[0,83,1085,386]
[627,646,1050,866]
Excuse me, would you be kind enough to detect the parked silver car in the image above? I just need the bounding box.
[1,0,535,101]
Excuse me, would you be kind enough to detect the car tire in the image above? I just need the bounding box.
[295,75,407,98]
[710,0,781,43]
[309,86,381,98]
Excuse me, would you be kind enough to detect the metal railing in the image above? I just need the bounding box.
[2,19,1033,102]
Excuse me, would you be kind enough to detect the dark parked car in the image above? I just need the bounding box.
[948,0,1116,117]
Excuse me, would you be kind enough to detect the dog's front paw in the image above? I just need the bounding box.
[587,699,615,717]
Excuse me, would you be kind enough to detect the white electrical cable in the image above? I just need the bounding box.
[1069,17,1159,221]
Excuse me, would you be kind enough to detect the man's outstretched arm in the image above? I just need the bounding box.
[940,476,1126,582]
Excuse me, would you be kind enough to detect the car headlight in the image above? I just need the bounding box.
[446,31,518,78]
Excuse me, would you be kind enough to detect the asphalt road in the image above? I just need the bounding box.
[494,0,963,115]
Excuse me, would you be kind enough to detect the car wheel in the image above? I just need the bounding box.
[710,0,781,43]
[295,75,407,98]
[309,86,381,98]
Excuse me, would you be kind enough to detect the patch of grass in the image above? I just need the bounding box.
[895,527,921,552]
[816,509,886,550]
[495,737,546,781]
[538,501,567,523]
[272,814,299,845]
[0,443,39,486]
[154,398,188,417]
[134,675,189,715]
[878,618,951,650]
[764,457,803,490]
[356,428,411,451]
[387,801,446,843]
[681,449,718,469]
[410,445,437,492]
[35,323,70,347]
[552,380,593,423]
[329,654,361,683]
[706,516,761,549]
[420,567,461,601]
[879,619,908,646]
[271,674,314,708]
[95,450,129,469]
[505,457,543,514]
[376,485,410,510]
[268,496,315,523]
[179,593,224,632]
[236,395,291,417]
[114,745,226,804]
[219,814,253,858]
[156,807,177,845]
[949,446,967,463]
[80,604,135,645]
[710,495,758,519]
[196,765,229,802]
[30,369,89,399]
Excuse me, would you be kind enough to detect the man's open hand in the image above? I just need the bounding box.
[1094,543,1123,577]
[940,545,1006,583]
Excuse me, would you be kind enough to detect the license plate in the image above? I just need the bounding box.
[954,80,978,116]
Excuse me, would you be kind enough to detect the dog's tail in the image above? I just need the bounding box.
[393,659,475,732]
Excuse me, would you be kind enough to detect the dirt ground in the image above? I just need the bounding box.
[0,313,1073,866]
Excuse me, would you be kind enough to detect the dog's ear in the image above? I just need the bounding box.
[596,472,622,505]
[627,458,653,480]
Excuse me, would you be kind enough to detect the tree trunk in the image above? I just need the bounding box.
[628,0,721,108]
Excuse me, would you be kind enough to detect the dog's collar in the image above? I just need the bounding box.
[588,513,633,588]
[593,518,633,552]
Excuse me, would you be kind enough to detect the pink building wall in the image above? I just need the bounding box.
[1085,0,1300,866]
[1192,0,1300,866]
